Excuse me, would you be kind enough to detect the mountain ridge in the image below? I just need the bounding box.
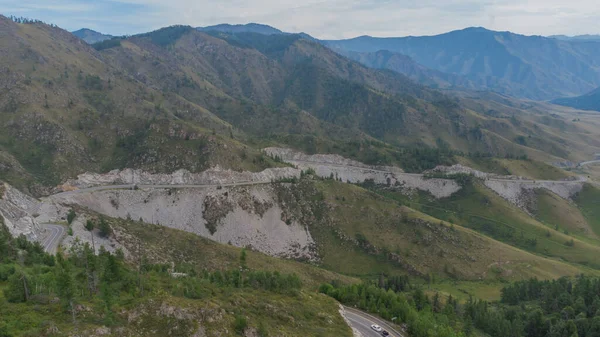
[72,27,113,44]
[73,24,600,101]
[197,22,283,35]
[324,27,600,100]
[550,34,600,41]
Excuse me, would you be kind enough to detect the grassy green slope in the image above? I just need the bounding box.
[457,156,572,180]
[271,178,595,281]
[110,216,358,288]
[533,189,597,240]
[364,181,600,270]
[0,284,350,337]
[0,214,354,337]
[574,184,600,237]
[118,177,600,282]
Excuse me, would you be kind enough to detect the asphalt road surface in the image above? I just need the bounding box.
[40,224,65,254]
[343,306,405,337]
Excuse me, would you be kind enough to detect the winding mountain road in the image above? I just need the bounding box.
[343,306,405,337]
[40,224,65,254]
[53,181,272,198]
[579,160,600,167]
[52,168,587,200]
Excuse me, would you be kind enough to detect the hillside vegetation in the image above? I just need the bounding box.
[1,17,599,195]
[322,274,600,337]
[363,180,600,270]
[0,216,355,337]
[266,177,594,281]
[5,16,600,337]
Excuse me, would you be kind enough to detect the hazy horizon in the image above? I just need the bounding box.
[1,0,599,39]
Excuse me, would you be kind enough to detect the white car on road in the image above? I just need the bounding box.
[371,324,382,332]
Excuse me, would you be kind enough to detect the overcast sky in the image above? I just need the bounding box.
[1,0,599,39]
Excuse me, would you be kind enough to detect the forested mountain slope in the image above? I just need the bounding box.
[2,16,600,193]
[333,48,478,90]
[95,28,600,166]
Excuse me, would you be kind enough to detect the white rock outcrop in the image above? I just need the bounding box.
[0,183,42,240]
[428,164,499,179]
[264,147,461,198]
[50,184,318,261]
[484,179,585,209]
[62,167,301,189]
[265,148,588,208]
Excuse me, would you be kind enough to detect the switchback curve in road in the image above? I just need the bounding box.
[40,224,65,254]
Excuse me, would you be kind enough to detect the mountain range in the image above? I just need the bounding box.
[73,25,600,104]
[324,27,600,101]
[332,48,479,91]
[0,16,596,197]
[5,14,600,337]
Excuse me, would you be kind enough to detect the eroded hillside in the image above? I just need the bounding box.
[3,146,597,285]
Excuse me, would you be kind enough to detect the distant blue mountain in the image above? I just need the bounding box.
[197,23,317,42]
[324,27,600,100]
[332,48,478,91]
[553,87,600,112]
[549,34,600,42]
[197,23,283,35]
[72,28,113,44]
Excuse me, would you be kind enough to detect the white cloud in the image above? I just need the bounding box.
[1,0,599,38]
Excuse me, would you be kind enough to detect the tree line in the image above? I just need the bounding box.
[0,221,301,336]
[7,16,57,27]
[321,274,600,337]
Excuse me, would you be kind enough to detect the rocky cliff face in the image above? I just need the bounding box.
[61,167,302,190]
[483,179,585,210]
[429,164,586,210]
[2,148,586,264]
[0,183,42,239]
[51,184,318,261]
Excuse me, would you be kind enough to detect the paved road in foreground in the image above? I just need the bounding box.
[343,306,405,337]
[40,224,65,254]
